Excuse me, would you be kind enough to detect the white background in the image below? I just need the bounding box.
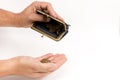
[0,0,120,80]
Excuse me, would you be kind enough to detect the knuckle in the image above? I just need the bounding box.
[32,1,52,6]
[32,1,39,4]
[47,2,52,5]
[43,2,52,6]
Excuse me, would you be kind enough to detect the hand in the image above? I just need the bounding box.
[16,1,64,27]
[8,53,67,78]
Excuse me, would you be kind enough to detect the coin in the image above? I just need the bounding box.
[41,58,51,63]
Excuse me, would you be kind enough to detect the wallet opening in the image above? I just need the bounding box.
[33,18,65,38]
[31,10,69,41]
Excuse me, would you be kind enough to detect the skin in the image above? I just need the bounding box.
[0,1,64,27]
[0,53,67,78]
[0,1,66,78]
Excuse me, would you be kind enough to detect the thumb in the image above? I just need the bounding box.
[36,53,53,61]
[35,63,57,73]
[32,14,50,22]
[41,63,57,72]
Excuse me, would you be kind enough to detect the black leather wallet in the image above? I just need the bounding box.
[31,10,69,41]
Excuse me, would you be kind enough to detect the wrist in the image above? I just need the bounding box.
[14,12,30,28]
[12,13,25,27]
[0,59,16,77]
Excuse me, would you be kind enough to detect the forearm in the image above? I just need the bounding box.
[0,59,15,77]
[0,9,20,27]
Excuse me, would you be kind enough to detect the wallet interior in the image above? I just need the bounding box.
[31,10,69,41]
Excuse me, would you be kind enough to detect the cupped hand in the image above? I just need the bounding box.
[9,53,67,78]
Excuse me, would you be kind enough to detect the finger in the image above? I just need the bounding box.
[35,63,56,72]
[38,2,57,18]
[32,13,50,22]
[32,1,57,18]
[51,54,67,69]
[50,54,61,62]
[38,5,64,22]
[46,6,65,22]
[33,2,64,22]
[54,12,64,22]
[43,3,64,21]
[46,4,57,18]
[48,56,55,61]
[36,53,53,61]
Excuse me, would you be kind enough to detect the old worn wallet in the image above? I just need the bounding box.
[31,10,69,41]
